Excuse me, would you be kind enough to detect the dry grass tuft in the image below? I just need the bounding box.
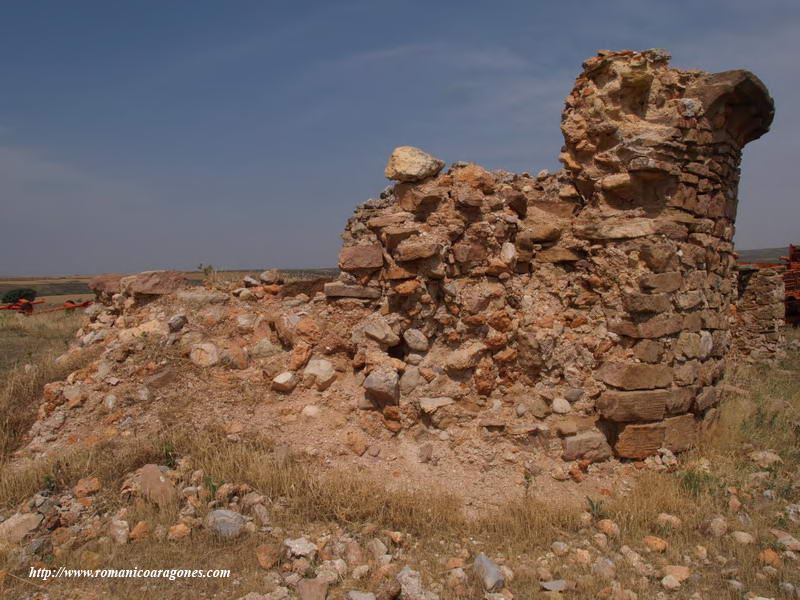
[0,311,88,459]
[169,430,465,537]
[476,496,582,550]
[0,435,166,509]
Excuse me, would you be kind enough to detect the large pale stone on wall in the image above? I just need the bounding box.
[574,217,656,240]
[362,316,400,346]
[364,367,400,405]
[384,146,445,182]
[395,239,440,262]
[303,359,337,391]
[622,293,672,314]
[520,221,562,242]
[598,387,694,423]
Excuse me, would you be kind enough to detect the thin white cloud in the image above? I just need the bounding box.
[323,41,531,73]
[320,41,531,75]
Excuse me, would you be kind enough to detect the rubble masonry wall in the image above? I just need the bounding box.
[327,49,774,459]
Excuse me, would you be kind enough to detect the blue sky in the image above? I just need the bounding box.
[1,0,798,276]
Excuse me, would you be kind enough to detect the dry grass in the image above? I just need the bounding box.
[0,311,88,459]
[0,437,166,510]
[0,310,82,370]
[0,327,798,599]
[131,429,465,538]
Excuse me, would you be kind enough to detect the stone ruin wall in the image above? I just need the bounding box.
[732,266,786,361]
[326,49,774,460]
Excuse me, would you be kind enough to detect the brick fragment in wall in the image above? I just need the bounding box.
[597,363,673,390]
[615,422,666,459]
[597,390,667,422]
[597,388,694,422]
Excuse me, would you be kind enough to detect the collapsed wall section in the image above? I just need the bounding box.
[732,266,786,361]
[327,49,774,460]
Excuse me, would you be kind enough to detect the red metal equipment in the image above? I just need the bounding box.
[0,298,46,314]
[0,298,92,316]
[782,244,800,326]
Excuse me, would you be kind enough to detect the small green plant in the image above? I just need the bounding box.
[197,263,216,277]
[197,263,220,288]
[679,469,717,497]
[586,496,607,520]
[523,469,533,498]
[653,522,671,537]
[2,287,37,304]
[42,473,56,496]
[204,475,219,498]
[163,443,177,469]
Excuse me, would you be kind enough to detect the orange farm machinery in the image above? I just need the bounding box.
[0,298,93,316]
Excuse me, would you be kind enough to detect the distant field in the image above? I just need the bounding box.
[0,279,90,299]
[0,268,339,302]
[736,246,790,263]
[38,293,95,304]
